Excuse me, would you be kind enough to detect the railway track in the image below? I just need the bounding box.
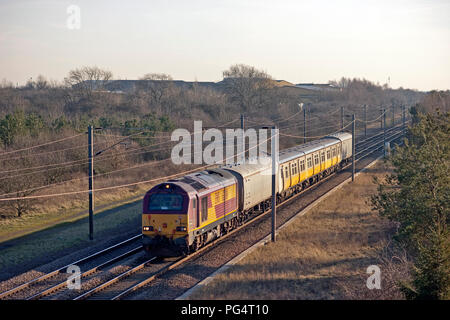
[0,125,406,300]
[73,126,406,300]
[0,234,143,300]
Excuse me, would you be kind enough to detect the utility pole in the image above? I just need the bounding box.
[380,107,383,129]
[402,105,406,133]
[240,114,245,164]
[341,106,344,130]
[352,114,355,182]
[364,104,367,137]
[271,126,278,242]
[383,109,386,158]
[392,105,395,127]
[303,106,306,144]
[88,125,94,240]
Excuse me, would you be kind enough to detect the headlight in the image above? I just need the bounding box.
[143,226,154,231]
[176,226,187,232]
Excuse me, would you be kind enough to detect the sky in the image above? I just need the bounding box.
[0,0,449,91]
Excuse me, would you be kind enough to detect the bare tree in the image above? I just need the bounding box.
[64,66,113,101]
[138,73,174,106]
[222,64,274,111]
[35,74,49,90]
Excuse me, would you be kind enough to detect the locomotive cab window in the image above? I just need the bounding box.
[149,194,183,211]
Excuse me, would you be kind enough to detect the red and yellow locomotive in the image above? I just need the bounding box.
[142,169,238,256]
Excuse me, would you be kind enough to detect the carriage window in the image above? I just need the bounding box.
[285,166,289,177]
[326,150,330,159]
[314,154,319,165]
[300,160,305,171]
[332,148,336,157]
[307,157,312,168]
[193,198,196,209]
[321,152,325,162]
[149,194,183,211]
[201,197,208,222]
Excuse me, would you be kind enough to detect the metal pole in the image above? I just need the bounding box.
[240,114,245,164]
[383,109,386,158]
[380,107,383,129]
[88,125,94,240]
[352,114,355,182]
[392,105,395,127]
[341,106,344,130]
[364,104,367,137]
[402,105,406,133]
[271,126,278,242]
[303,106,306,144]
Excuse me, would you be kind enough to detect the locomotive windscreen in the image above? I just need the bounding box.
[148,194,184,211]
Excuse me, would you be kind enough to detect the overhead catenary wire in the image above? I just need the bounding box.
[0,135,258,198]
[0,139,236,198]
[0,133,85,157]
[0,121,247,189]
[279,120,354,139]
[355,110,387,123]
[0,122,243,177]
[0,140,113,162]
[0,133,273,201]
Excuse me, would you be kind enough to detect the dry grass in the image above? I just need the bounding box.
[189,160,411,300]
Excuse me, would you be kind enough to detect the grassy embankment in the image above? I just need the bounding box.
[189,160,409,299]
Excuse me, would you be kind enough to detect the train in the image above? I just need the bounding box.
[142,132,353,257]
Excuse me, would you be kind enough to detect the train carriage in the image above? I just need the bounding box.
[219,159,273,214]
[277,132,352,200]
[142,131,353,257]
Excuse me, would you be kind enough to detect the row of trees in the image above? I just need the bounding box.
[0,64,427,220]
[371,97,449,299]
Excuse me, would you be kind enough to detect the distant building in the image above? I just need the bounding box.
[295,83,340,92]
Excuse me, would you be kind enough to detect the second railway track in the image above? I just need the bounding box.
[75,127,405,300]
[0,125,406,300]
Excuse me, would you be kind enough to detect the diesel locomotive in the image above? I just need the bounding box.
[142,132,352,257]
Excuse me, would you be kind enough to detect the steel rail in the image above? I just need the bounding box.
[72,256,159,300]
[0,234,141,299]
[107,130,405,300]
[27,246,143,300]
[2,127,405,300]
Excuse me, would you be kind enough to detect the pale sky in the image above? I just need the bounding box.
[0,0,449,91]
